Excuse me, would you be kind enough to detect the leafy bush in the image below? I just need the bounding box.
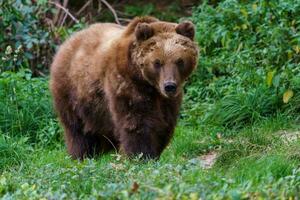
[183,0,300,127]
[124,2,182,22]
[0,0,56,74]
[193,0,300,80]
[0,0,86,75]
[0,70,61,146]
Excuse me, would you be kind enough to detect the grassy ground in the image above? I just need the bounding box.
[1,109,300,199]
[0,71,300,199]
[1,0,300,199]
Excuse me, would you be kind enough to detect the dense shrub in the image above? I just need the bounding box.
[0,0,56,74]
[0,0,86,75]
[183,0,300,127]
[124,2,183,22]
[193,0,300,82]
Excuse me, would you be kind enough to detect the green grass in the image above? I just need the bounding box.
[0,70,62,146]
[0,135,31,171]
[0,70,300,200]
[1,0,300,198]
[1,112,300,199]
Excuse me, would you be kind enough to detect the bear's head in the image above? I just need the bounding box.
[129,18,199,98]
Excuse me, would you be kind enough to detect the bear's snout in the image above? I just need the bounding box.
[164,81,177,95]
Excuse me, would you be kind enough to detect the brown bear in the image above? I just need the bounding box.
[50,16,198,160]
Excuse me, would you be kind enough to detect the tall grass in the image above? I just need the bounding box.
[205,86,279,128]
[0,70,61,146]
[0,134,31,171]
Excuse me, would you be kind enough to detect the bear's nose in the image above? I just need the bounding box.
[164,82,177,94]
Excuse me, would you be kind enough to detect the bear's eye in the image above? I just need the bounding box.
[153,59,162,69]
[176,58,184,69]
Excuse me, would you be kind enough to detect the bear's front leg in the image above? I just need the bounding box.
[118,115,161,159]
[109,95,164,159]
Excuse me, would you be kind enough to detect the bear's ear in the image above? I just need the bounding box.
[175,21,195,40]
[135,23,154,41]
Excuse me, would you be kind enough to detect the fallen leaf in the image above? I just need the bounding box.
[283,89,294,103]
[266,70,275,87]
[131,182,139,193]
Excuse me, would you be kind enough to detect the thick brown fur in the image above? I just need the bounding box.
[50,16,199,159]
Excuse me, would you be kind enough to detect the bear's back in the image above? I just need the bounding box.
[50,23,124,99]
[51,23,124,78]
[50,23,125,137]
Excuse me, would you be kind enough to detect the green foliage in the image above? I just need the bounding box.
[124,2,182,22]
[0,0,55,73]
[183,0,300,128]
[0,118,299,199]
[0,0,86,74]
[284,75,300,117]
[0,135,31,172]
[0,70,61,146]
[0,0,300,198]
[194,0,300,76]
[206,86,279,128]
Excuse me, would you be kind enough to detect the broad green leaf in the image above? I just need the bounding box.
[283,89,294,103]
